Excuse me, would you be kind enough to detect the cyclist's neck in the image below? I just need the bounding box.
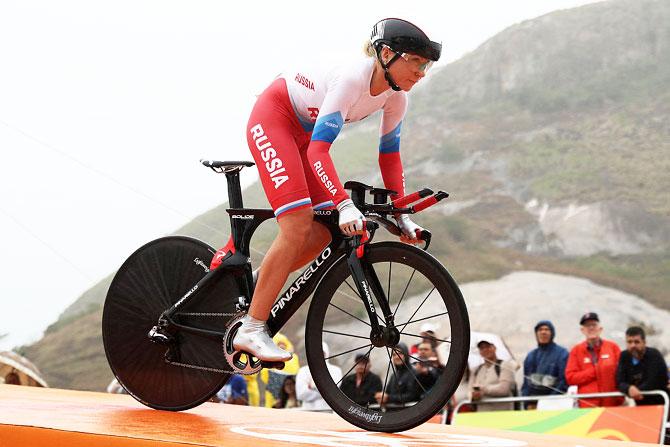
[370,63,392,97]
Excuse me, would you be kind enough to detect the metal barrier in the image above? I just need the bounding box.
[450,390,669,444]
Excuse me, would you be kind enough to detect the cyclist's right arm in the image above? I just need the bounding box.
[305,74,356,206]
[305,74,365,235]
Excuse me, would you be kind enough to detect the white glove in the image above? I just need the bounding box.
[337,199,365,236]
[395,214,424,243]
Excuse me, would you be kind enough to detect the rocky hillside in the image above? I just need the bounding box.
[21,0,670,390]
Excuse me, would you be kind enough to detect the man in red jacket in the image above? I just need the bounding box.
[565,312,624,408]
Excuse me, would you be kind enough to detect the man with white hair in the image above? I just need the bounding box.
[296,342,343,411]
[566,312,623,408]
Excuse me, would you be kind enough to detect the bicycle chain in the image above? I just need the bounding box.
[166,358,235,374]
[166,311,253,374]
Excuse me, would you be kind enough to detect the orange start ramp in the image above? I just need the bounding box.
[0,384,656,447]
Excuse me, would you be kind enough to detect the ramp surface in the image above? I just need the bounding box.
[0,385,656,446]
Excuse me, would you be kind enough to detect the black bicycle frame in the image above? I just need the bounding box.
[157,166,395,341]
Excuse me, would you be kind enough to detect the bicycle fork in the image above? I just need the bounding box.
[346,240,400,349]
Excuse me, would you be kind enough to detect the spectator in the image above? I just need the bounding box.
[273,375,299,409]
[244,373,260,406]
[414,360,440,398]
[340,353,382,406]
[375,343,420,407]
[296,342,342,411]
[522,320,569,409]
[410,323,439,357]
[469,338,516,411]
[412,341,439,367]
[412,342,441,396]
[106,378,128,394]
[261,333,300,408]
[617,326,669,406]
[4,372,21,385]
[566,312,623,408]
[214,374,248,405]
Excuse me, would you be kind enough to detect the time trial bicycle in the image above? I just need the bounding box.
[102,159,469,432]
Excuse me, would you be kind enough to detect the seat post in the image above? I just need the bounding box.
[201,160,254,207]
[225,171,244,208]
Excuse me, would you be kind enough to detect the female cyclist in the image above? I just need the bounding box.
[233,18,442,361]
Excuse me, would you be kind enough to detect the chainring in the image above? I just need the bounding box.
[222,313,264,375]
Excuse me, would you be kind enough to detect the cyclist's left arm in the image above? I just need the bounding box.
[378,92,407,200]
[379,94,425,243]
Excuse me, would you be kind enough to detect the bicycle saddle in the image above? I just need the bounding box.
[200,160,255,173]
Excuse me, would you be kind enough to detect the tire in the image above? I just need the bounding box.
[102,236,240,411]
[305,242,469,432]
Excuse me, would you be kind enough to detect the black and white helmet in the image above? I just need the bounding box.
[371,18,441,62]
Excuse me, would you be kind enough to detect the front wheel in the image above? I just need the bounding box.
[305,242,469,432]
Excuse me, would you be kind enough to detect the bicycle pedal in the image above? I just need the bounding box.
[235,296,250,312]
[260,361,285,370]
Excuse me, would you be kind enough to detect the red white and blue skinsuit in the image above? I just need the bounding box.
[247,57,407,218]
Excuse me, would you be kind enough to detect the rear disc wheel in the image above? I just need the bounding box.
[102,236,240,411]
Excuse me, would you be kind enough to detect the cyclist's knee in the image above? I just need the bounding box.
[277,208,314,244]
[312,220,332,247]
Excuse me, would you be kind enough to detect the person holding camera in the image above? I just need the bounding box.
[469,338,516,412]
[412,341,441,396]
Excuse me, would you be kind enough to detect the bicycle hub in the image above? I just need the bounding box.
[370,326,401,348]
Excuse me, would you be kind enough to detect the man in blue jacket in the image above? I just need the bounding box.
[522,320,569,409]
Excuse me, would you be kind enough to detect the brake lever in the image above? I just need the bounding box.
[416,229,432,250]
[368,215,431,251]
[367,215,401,236]
[354,221,379,258]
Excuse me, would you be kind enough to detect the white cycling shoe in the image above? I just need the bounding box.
[232,315,292,362]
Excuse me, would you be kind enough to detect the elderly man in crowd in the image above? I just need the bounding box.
[566,312,623,407]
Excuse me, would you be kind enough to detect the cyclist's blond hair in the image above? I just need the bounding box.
[363,40,376,58]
